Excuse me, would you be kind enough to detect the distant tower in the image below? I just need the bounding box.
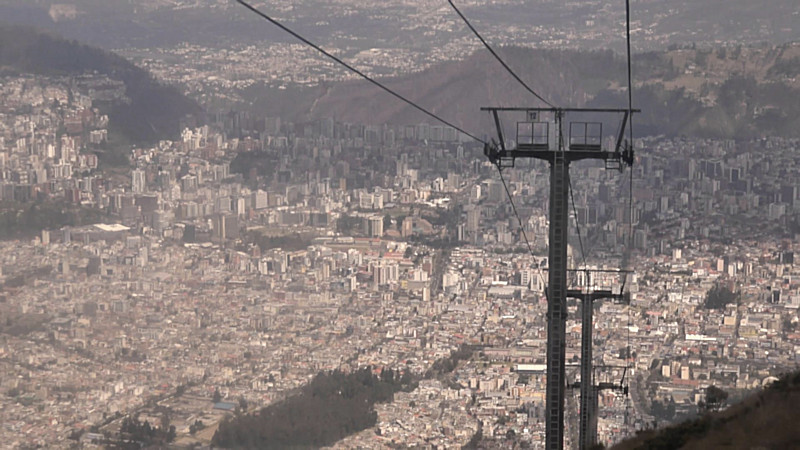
[30,122,35,155]
[132,169,146,194]
[368,216,384,238]
[483,106,635,450]
[401,217,414,238]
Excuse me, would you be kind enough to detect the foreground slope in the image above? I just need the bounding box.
[612,372,800,450]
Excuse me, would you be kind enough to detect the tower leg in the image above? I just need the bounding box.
[579,296,594,449]
[546,153,569,450]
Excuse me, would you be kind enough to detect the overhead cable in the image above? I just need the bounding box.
[235,0,486,144]
[624,0,636,427]
[568,176,587,269]
[625,0,636,252]
[447,0,554,108]
[496,166,548,300]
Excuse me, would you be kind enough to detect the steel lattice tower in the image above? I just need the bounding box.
[484,107,636,450]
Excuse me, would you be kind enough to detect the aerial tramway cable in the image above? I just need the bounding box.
[446,0,556,291]
[496,167,549,300]
[624,0,636,430]
[447,0,554,108]
[449,0,593,290]
[569,177,588,270]
[234,0,486,144]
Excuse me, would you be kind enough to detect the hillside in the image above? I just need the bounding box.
[0,23,201,144]
[244,43,800,139]
[611,371,800,450]
[241,48,625,135]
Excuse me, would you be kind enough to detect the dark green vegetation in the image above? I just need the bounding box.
[0,312,49,337]
[229,150,277,185]
[107,415,176,449]
[699,385,729,413]
[702,285,740,310]
[211,367,415,449]
[212,346,473,448]
[0,24,201,145]
[424,344,474,379]
[242,230,315,252]
[336,214,363,235]
[0,201,106,239]
[612,371,800,450]
[2,265,53,293]
[0,267,56,337]
[649,398,678,423]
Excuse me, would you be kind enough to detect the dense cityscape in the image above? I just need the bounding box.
[1,70,799,448]
[0,1,799,449]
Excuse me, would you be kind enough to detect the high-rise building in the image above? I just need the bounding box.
[372,261,399,286]
[401,216,414,237]
[466,207,481,233]
[131,169,146,194]
[213,214,239,241]
[367,216,384,238]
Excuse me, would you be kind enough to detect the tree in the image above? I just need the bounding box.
[464,425,483,449]
[212,367,415,449]
[212,388,222,403]
[703,385,729,412]
[336,214,361,234]
[189,420,205,435]
[703,285,739,309]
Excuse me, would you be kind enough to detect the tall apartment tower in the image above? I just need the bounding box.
[132,169,146,194]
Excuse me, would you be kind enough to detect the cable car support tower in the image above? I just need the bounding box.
[484,107,637,450]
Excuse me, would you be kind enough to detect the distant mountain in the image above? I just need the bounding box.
[0,23,201,144]
[244,43,800,139]
[611,371,800,450]
[241,48,626,135]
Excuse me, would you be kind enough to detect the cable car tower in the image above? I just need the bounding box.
[483,107,637,450]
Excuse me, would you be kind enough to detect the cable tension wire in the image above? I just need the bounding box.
[496,166,548,300]
[447,0,554,108]
[235,0,485,144]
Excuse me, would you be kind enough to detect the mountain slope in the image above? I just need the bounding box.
[244,48,626,134]
[0,23,201,144]
[251,43,800,139]
[612,372,800,450]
